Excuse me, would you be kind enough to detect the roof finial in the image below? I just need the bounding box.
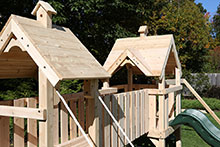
[31,1,57,28]
[138,25,148,37]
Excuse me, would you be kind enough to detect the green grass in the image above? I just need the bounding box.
[182,97,220,110]
[181,111,220,147]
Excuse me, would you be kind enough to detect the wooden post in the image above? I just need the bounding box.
[39,69,54,147]
[0,116,10,147]
[175,68,181,147]
[86,79,102,146]
[53,84,60,145]
[158,74,166,147]
[126,64,133,91]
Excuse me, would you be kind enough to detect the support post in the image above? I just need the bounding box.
[39,69,54,147]
[86,79,102,146]
[175,68,181,147]
[126,64,133,91]
[158,74,166,147]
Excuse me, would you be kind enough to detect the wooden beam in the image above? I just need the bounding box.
[99,87,117,95]
[39,69,54,147]
[127,64,133,91]
[0,20,13,52]
[0,105,46,120]
[3,38,25,52]
[182,79,220,125]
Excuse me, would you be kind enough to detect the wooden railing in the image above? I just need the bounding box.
[0,92,88,147]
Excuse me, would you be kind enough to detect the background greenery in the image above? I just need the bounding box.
[0,0,220,99]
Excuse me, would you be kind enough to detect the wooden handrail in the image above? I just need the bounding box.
[182,79,220,125]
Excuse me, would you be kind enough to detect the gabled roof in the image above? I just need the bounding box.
[0,15,110,86]
[103,34,181,79]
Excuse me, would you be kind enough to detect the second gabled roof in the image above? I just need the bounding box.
[103,34,181,79]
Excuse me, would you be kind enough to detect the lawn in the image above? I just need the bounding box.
[130,98,220,147]
[181,111,220,147]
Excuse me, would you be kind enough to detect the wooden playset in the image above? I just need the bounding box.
[0,1,220,147]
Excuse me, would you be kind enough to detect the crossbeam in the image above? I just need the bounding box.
[0,106,46,120]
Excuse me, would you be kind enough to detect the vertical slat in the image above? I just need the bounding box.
[0,116,10,147]
[70,101,77,139]
[60,102,68,143]
[149,95,156,131]
[131,92,136,140]
[125,92,130,144]
[141,90,145,135]
[168,85,175,120]
[118,94,125,146]
[53,92,59,145]
[136,91,140,138]
[27,98,37,147]
[111,95,118,147]
[14,99,25,147]
[144,90,149,132]
[78,97,85,136]
[165,95,169,129]
[104,95,111,147]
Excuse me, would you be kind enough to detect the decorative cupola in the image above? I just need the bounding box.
[31,1,57,28]
[138,25,148,37]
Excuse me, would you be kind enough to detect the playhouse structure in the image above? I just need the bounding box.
[0,1,220,147]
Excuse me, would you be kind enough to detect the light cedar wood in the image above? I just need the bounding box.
[39,69,54,147]
[14,99,25,147]
[27,98,38,147]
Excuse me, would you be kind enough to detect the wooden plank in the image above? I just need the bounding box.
[136,91,140,137]
[99,87,117,95]
[141,90,145,135]
[53,90,60,145]
[144,90,149,132]
[159,76,165,132]
[78,97,85,136]
[27,98,37,147]
[104,95,111,147]
[0,20,13,52]
[0,116,10,147]
[149,95,156,131]
[39,69,54,147]
[14,99,25,147]
[111,95,118,147]
[131,92,136,140]
[60,102,68,143]
[125,93,130,144]
[0,105,46,120]
[168,85,175,120]
[118,94,125,146]
[70,101,77,139]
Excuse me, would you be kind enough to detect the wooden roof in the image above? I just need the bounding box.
[0,15,110,86]
[103,34,181,79]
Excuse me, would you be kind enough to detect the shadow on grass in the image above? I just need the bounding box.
[125,133,176,147]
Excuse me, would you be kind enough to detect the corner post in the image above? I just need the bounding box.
[86,79,102,146]
[39,69,54,147]
[158,74,166,147]
[175,68,181,147]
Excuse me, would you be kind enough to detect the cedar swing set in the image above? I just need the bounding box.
[0,1,220,147]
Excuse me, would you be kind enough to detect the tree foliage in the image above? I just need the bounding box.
[155,0,211,72]
[0,0,213,99]
[213,3,220,40]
